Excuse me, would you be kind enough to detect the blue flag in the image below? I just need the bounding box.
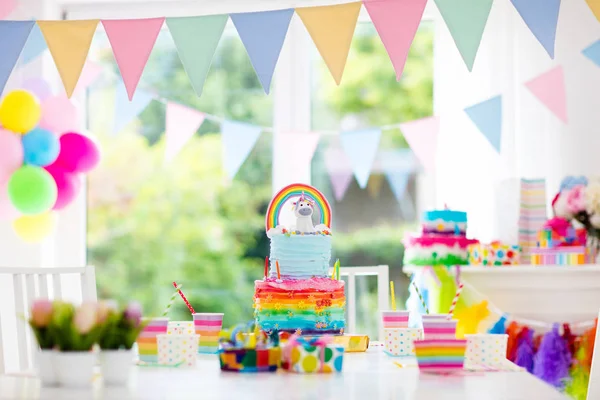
[231,9,294,94]
[221,120,262,179]
[340,128,382,189]
[113,83,154,134]
[379,149,416,201]
[583,40,600,67]
[0,21,35,94]
[21,23,48,64]
[511,0,561,58]
[465,95,502,152]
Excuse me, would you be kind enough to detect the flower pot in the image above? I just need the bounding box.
[36,349,57,386]
[100,349,133,386]
[54,351,96,387]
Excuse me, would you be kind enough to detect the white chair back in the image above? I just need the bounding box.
[0,266,97,374]
[337,265,390,341]
[588,313,600,400]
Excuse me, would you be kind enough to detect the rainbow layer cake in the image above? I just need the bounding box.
[414,339,467,374]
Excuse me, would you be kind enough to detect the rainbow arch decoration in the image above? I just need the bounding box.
[265,183,332,232]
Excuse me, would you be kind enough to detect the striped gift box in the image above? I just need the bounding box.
[193,313,224,353]
[530,247,591,265]
[414,339,467,373]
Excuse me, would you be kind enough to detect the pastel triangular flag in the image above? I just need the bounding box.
[434,0,494,71]
[379,149,415,201]
[0,21,35,94]
[367,174,385,199]
[386,171,410,201]
[37,20,99,98]
[102,18,165,100]
[113,83,154,134]
[582,40,600,67]
[231,9,294,94]
[279,132,321,167]
[165,102,205,162]
[324,147,353,202]
[340,128,382,189]
[297,2,362,85]
[586,0,600,21]
[21,23,48,64]
[399,116,440,173]
[221,121,262,179]
[510,0,561,58]
[364,0,427,80]
[166,15,228,97]
[465,95,503,152]
[524,66,567,123]
[74,61,102,95]
[0,0,16,19]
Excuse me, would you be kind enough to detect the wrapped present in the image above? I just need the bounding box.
[332,335,369,352]
[157,334,199,367]
[281,335,344,373]
[468,242,520,266]
[530,247,592,265]
[219,347,281,372]
[537,218,586,249]
[167,321,195,335]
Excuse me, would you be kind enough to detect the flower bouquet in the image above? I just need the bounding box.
[28,300,58,385]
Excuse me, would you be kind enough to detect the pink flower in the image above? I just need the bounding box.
[565,185,586,214]
[124,302,142,327]
[552,192,572,219]
[96,300,118,324]
[74,302,98,334]
[31,299,53,327]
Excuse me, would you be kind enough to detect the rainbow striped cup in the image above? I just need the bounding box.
[381,310,409,329]
[422,318,456,340]
[414,339,467,373]
[193,313,224,354]
[137,317,169,363]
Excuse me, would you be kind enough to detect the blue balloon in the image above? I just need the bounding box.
[22,128,60,167]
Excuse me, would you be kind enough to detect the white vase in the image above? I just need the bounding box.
[54,351,96,387]
[36,349,57,386]
[100,349,133,386]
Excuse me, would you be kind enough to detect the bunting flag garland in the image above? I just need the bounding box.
[324,147,354,202]
[166,15,228,97]
[433,0,494,71]
[164,102,205,162]
[37,20,99,98]
[102,18,165,100]
[379,149,416,202]
[278,132,321,174]
[340,128,382,189]
[524,66,567,123]
[510,0,561,59]
[20,23,47,64]
[0,21,35,94]
[221,120,262,179]
[363,0,428,81]
[231,9,294,94]
[113,84,154,134]
[399,116,440,174]
[464,95,503,152]
[296,2,362,85]
[582,40,600,67]
[585,0,600,22]
[0,0,16,19]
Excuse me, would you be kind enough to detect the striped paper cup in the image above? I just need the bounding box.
[422,318,456,340]
[137,317,169,363]
[193,313,224,354]
[421,313,450,322]
[381,311,410,329]
[414,339,467,374]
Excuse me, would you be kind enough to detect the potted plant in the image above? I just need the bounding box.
[98,301,144,385]
[28,299,57,385]
[52,301,101,387]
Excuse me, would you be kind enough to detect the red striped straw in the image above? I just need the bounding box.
[264,257,269,278]
[448,282,464,318]
[276,260,281,280]
[173,281,195,314]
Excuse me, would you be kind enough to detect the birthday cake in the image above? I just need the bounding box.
[254,184,345,335]
[404,209,478,266]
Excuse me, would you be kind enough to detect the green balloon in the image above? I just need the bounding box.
[8,166,58,215]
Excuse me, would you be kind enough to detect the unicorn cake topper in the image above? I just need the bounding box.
[293,191,316,233]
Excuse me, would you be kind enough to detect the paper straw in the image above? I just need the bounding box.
[172,281,195,314]
[276,260,281,280]
[331,263,336,280]
[264,257,269,278]
[411,281,429,314]
[390,281,396,311]
[335,259,340,280]
[162,285,181,316]
[448,282,464,317]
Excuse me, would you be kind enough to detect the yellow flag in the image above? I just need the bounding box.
[37,20,99,98]
[586,0,600,21]
[296,2,361,85]
[367,174,384,199]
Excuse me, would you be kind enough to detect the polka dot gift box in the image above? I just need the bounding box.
[465,334,508,367]
[281,335,344,373]
[157,334,200,367]
[384,328,422,357]
[468,242,520,266]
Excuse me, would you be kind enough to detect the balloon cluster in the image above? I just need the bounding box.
[0,89,100,243]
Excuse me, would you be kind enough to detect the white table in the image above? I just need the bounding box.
[0,348,570,400]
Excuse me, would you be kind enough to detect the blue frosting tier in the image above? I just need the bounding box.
[269,235,332,278]
[423,210,467,223]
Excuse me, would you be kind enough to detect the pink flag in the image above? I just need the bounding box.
[165,102,205,162]
[364,0,427,80]
[524,66,567,123]
[0,0,16,19]
[324,147,354,202]
[102,18,164,100]
[278,132,321,173]
[399,116,440,173]
[74,61,102,95]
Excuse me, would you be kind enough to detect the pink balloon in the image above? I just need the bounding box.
[44,164,81,210]
[39,95,79,134]
[0,128,24,182]
[50,132,100,174]
[0,180,19,221]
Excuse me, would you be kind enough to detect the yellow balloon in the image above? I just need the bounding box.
[0,90,41,134]
[12,212,57,243]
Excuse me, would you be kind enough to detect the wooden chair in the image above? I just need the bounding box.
[589,313,600,400]
[0,266,97,374]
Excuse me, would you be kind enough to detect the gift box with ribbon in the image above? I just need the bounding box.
[281,335,344,373]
